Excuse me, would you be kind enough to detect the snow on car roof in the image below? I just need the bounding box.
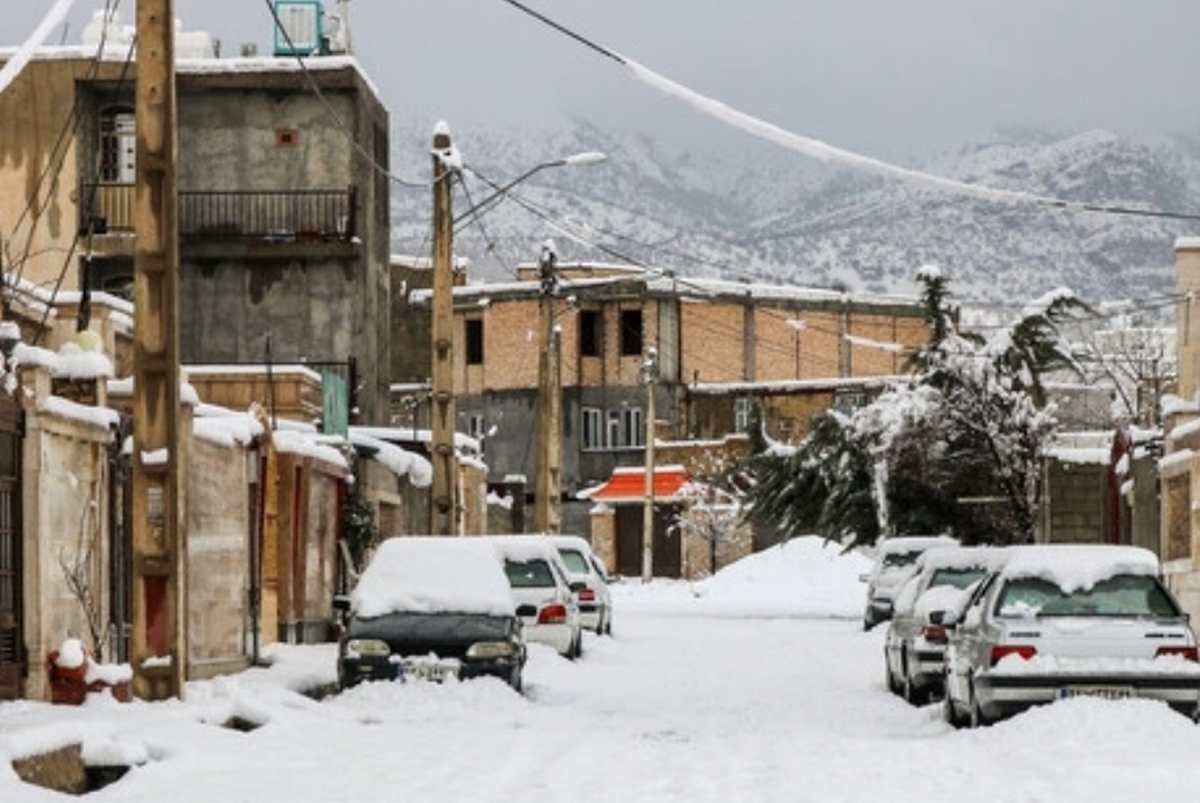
[919,546,1010,572]
[999,544,1161,593]
[351,537,516,618]
[482,534,567,565]
[878,535,958,555]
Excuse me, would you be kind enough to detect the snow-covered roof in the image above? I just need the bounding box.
[411,267,920,310]
[347,428,432,488]
[351,537,515,619]
[1000,544,1160,592]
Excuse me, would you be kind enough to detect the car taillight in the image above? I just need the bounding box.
[922,624,948,645]
[538,604,568,625]
[577,588,596,602]
[990,645,1036,666]
[1156,645,1200,662]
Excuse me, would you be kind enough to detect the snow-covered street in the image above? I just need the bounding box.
[4,538,1200,802]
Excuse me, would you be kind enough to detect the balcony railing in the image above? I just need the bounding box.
[81,185,358,243]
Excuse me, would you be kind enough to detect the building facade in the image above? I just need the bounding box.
[0,45,392,424]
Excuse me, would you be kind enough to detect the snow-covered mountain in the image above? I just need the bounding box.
[389,121,1200,314]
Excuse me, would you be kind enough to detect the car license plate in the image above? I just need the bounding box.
[1058,685,1135,701]
[398,658,459,683]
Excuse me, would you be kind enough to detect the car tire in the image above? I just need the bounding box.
[968,679,988,729]
[943,691,966,728]
[884,653,902,695]
[902,667,926,707]
[509,667,523,694]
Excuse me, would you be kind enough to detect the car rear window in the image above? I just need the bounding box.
[997,574,1180,618]
[558,549,590,574]
[929,566,986,590]
[504,558,556,588]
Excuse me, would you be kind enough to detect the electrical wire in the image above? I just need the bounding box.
[498,0,1200,224]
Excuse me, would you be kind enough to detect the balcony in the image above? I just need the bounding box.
[80,185,359,248]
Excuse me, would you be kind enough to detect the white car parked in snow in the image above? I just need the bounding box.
[550,535,613,635]
[942,544,1200,727]
[485,536,584,659]
[883,545,1008,705]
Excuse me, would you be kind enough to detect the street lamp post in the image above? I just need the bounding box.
[640,348,659,583]
[429,138,605,536]
[534,240,561,534]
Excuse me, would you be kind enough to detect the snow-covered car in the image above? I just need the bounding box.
[942,544,1200,727]
[334,537,527,691]
[883,546,1008,704]
[861,535,958,630]
[550,535,613,635]
[486,535,584,659]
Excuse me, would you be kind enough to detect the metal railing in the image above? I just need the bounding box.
[81,185,358,243]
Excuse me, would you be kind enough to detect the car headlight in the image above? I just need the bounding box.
[345,638,391,659]
[466,640,517,660]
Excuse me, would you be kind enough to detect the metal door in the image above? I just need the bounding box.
[0,397,23,699]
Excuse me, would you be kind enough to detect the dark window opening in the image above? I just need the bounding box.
[580,310,601,357]
[620,309,643,356]
[466,319,484,365]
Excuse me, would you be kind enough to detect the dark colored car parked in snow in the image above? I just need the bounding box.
[334,537,526,691]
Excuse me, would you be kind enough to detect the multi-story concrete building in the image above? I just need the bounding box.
[0,21,391,423]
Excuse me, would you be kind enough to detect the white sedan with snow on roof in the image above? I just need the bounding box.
[943,544,1200,727]
[485,536,584,659]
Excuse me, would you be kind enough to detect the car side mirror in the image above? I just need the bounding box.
[569,581,586,593]
[939,610,959,628]
[858,573,870,583]
[333,594,351,613]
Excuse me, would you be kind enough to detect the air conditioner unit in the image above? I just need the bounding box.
[273,1,324,57]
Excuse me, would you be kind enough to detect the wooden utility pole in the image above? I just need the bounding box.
[641,347,658,583]
[132,0,185,700]
[534,242,561,534]
[430,124,457,535]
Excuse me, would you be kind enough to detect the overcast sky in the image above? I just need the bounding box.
[8,1,1200,165]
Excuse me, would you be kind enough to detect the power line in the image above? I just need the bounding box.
[497,0,1200,224]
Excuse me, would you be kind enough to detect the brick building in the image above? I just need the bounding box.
[405,262,930,573]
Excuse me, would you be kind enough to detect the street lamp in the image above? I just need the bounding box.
[428,127,605,535]
[454,151,606,227]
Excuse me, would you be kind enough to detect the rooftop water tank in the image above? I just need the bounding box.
[273,0,325,57]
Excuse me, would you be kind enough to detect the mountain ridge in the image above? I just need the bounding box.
[389,121,1200,316]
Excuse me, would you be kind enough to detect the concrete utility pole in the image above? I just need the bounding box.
[641,347,659,583]
[132,0,185,700]
[534,241,562,534]
[430,123,458,535]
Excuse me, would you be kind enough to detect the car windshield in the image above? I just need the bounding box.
[558,549,590,574]
[505,558,556,588]
[996,574,1180,618]
[928,566,986,590]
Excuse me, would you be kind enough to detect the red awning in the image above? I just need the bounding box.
[581,465,692,503]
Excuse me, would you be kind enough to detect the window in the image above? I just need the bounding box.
[99,107,136,184]
[607,410,622,448]
[622,407,644,448]
[579,310,601,357]
[466,413,486,440]
[465,319,484,365]
[734,398,752,434]
[620,309,643,356]
[834,391,867,416]
[582,407,603,450]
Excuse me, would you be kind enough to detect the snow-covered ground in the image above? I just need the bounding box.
[3,536,1200,802]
